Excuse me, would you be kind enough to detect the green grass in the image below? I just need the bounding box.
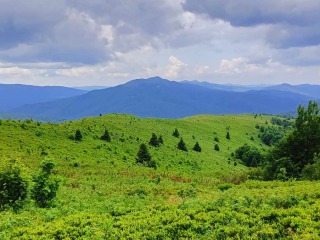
[1,114,319,239]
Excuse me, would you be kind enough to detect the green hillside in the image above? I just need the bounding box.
[1,114,320,239]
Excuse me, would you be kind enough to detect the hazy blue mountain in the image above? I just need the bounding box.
[182,80,265,92]
[0,84,88,111]
[265,83,320,99]
[10,77,314,121]
[74,86,110,91]
[184,81,320,99]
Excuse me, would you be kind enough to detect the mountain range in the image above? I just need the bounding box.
[2,77,318,121]
[0,84,87,111]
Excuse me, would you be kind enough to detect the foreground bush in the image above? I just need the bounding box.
[0,160,28,210]
[31,159,60,208]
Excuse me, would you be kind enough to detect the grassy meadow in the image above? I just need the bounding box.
[0,114,320,239]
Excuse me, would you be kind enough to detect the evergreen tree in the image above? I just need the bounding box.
[136,144,152,164]
[75,130,82,141]
[101,129,111,142]
[214,136,219,142]
[214,144,220,151]
[158,135,164,145]
[193,142,201,152]
[149,133,159,147]
[173,128,180,138]
[226,131,230,140]
[178,138,187,151]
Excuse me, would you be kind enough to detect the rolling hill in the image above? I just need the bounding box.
[0,84,87,111]
[1,114,320,239]
[9,77,315,121]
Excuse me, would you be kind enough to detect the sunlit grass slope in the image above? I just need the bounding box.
[1,114,319,239]
[0,114,269,179]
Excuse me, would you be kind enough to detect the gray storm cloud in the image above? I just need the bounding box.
[183,0,320,48]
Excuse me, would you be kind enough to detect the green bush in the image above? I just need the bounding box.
[301,155,320,180]
[217,183,233,191]
[31,159,60,208]
[0,160,29,210]
[235,144,263,167]
[100,129,111,142]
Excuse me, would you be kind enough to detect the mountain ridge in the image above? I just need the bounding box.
[8,77,316,121]
[0,83,88,111]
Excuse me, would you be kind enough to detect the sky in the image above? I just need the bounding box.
[0,0,320,87]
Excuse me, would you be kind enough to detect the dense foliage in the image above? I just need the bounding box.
[0,160,28,210]
[265,101,320,179]
[100,129,111,142]
[259,125,286,146]
[235,144,264,167]
[31,159,60,208]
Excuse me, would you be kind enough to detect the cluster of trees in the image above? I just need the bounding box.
[149,133,163,147]
[257,125,286,146]
[235,101,320,181]
[71,129,112,142]
[265,101,320,180]
[0,159,59,211]
[235,144,263,167]
[173,129,202,152]
[177,138,202,152]
[271,117,294,128]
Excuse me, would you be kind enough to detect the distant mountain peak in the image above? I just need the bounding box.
[123,76,172,86]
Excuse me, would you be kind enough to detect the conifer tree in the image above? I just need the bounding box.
[158,135,164,145]
[178,138,187,151]
[193,142,201,152]
[149,133,159,147]
[173,128,180,138]
[75,130,82,141]
[226,131,230,140]
[136,144,152,164]
[101,129,111,142]
[214,144,220,151]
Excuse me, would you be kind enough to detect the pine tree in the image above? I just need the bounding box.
[214,144,220,151]
[193,142,201,152]
[149,133,159,147]
[101,129,111,142]
[158,135,164,145]
[226,131,230,140]
[75,130,82,141]
[136,144,152,164]
[173,128,180,138]
[178,138,187,151]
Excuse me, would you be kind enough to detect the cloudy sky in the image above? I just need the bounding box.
[0,0,320,87]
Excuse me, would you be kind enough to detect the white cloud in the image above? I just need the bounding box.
[0,0,319,86]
